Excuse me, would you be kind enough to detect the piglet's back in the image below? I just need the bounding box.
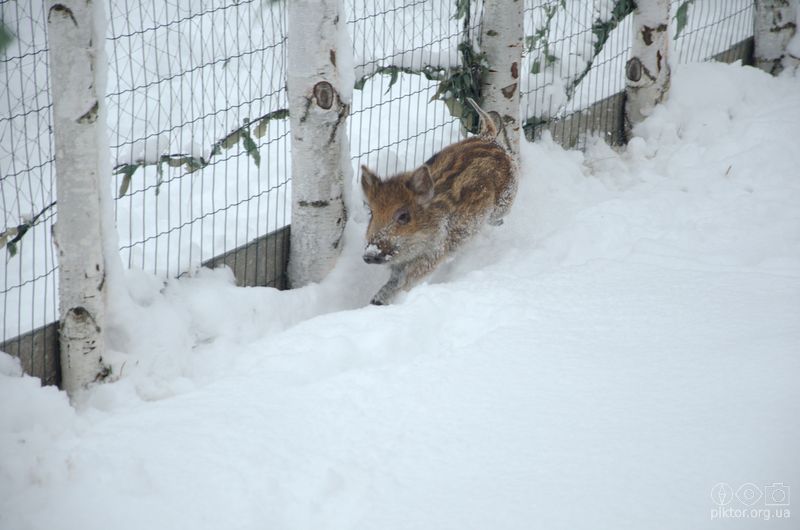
[426,136,515,223]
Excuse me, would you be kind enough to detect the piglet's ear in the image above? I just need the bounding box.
[406,166,434,204]
[361,165,380,197]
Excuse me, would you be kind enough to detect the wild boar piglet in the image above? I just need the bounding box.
[361,99,517,305]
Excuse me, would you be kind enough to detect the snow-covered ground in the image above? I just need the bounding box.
[2,61,799,530]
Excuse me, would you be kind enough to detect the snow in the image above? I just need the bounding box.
[2,60,800,530]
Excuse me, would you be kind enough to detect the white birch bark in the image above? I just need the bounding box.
[287,0,351,287]
[480,0,524,162]
[47,0,111,395]
[625,0,671,138]
[787,7,800,71]
[754,0,798,75]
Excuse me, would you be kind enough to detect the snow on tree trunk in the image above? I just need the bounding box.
[625,0,671,138]
[287,0,352,288]
[480,0,524,162]
[754,0,798,75]
[47,0,111,395]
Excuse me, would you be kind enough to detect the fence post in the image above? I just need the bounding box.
[754,0,798,75]
[286,0,351,287]
[625,0,671,138]
[47,1,111,395]
[480,0,524,162]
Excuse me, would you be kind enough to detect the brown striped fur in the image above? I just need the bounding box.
[361,100,517,305]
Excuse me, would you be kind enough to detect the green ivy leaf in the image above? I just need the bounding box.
[184,157,206,173]
[385,68,399,93]
[115,163,139,198]
[0,226,17,252]
[453,0,469,20]
[165,156,185,168]
[445,98,464,119]
[155,160,165,196]
[674,0,695,39]
[0,23,12,53]
[241,130,260,167]
[254,119,269,138]
[221,130,240,149]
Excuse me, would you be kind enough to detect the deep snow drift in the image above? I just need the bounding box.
[2,62,799,530]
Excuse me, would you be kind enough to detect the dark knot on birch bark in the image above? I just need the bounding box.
[48,4,78,26]
[641,24,667,46]
[626,57,643,83]
[313,81,335,110]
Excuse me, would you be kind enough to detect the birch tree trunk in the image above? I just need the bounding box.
[754,0,798,75]
[287,0,352,287]
[480,0,524,162]
[625,0,671,138]
[47,0,111,395]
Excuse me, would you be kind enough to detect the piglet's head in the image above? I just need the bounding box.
[360,164,435,265]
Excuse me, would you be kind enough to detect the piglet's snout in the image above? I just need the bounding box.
[363,244,390,264]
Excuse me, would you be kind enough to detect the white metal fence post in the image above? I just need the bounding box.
[754,0,798,75]
[480,0,524,162]
[286,0,352,287]
[625,0,671,138]
[47,1,111,395]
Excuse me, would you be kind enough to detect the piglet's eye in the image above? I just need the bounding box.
[394,208,411,225]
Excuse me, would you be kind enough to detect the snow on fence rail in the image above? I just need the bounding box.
[0,0,761,386]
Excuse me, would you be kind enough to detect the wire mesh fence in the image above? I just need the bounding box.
[522,0,755,147]
[1,0,290,339]
[1,0,758,382]
[1,1,59,366]
[107,0,290,282]
[346,0,477,179]
[672,0,753,63]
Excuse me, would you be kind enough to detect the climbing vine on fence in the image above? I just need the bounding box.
[1,109,289,256]
[352,2,487,135]
[115,108,289,198]
[523,0,635,137]
[352,42,487,135]
[0,201,56,257]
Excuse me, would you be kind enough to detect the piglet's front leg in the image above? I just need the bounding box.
[371,266,404,305]
[370,253,444,305]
